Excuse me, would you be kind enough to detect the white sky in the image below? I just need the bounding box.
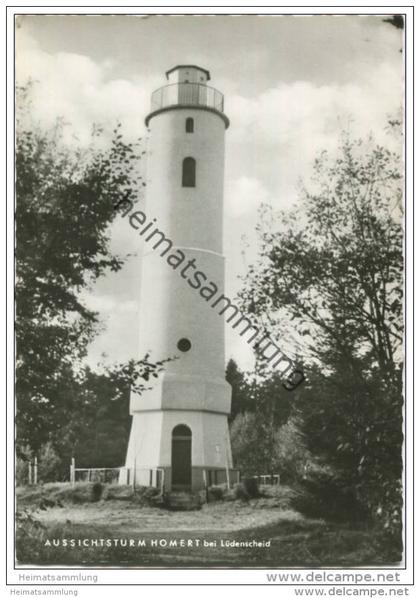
[15,14,404,371]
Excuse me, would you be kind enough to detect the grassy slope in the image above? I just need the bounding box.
[15,483,400,567]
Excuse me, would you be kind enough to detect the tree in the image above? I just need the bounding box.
[55,356,169,472]
[230,412,261,475]
[15,83,144,450]
[230,411,310,482]
[229,364,295,475]
[225,359,252,422]
[238,130,403,533]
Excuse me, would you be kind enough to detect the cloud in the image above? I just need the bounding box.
[226,326,255,373]
[86,308,140,367]
[80,269,141,368]
[16,28,157,145]
[226,60,402,214]
[221,60,402,370]
[226,176,272,218]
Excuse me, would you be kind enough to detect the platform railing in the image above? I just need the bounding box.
[150,82,224,113]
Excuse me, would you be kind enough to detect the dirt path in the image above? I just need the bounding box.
[36,500,305,532]
[17,490,397,566]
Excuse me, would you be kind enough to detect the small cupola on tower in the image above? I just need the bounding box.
[166,65,210,85]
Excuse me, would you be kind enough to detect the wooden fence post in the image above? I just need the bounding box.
[34,456,38,485]
[225,440,231,490]
[202,470,208,502]
[161,469,165,495]
[28,461,32,485]
[132,457,136,489]
[70,457,75,486]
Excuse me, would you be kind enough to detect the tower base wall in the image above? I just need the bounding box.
[122,409,234,492]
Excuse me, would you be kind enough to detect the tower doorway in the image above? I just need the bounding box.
[171,424,192,490]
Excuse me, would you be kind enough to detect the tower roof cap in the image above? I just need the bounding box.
[165,65,211,81]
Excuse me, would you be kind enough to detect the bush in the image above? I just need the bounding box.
[91,482,103,502]
[230,413,260,474]
[16,509,46,563]
[65,483,101,504]
[105,484,134,501]
[207,485,225,502]
[233,479,259,501]
[292,469,369,524]
[242,477,259,498]
[28,482,132,505]
[234,483,249,501]
[222,487,237,501]
[16,458,29,486]
[274,420,312,484]
[133,486,160,505]
[37,442,62,483]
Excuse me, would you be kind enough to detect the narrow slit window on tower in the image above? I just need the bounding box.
[186,117,194,133]
[182,157,196,188]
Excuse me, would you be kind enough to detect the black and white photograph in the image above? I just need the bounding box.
[9,7,411,583]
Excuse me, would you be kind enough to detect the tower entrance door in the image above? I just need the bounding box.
[171,424,192,490]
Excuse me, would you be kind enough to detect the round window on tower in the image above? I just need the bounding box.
[177,338,192,352]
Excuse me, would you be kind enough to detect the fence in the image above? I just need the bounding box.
[118,467,164,492]
[69,459,165,494]
[204,471,279,487]
[253,474,280,486]
[205,469,240,487]
[23,457,278,491]
[71,467,121,485]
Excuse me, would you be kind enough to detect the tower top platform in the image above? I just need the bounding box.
[146,65,229,128]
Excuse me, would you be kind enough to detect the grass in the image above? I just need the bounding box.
[15,482,401,567]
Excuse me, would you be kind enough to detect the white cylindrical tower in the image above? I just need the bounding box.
[123,65,233,492]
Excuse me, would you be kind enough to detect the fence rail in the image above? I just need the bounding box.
[73,467,121,485]
[25,458,278,491]
[205,469,240,487]
[118,467,165,492]
[253,474,280,485]
[69,461,165,494]
[150,82,225,113]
